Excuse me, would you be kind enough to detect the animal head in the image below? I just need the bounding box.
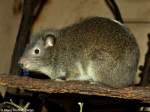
[19,29,59,75]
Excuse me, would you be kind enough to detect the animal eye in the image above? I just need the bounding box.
[34,48,40,54]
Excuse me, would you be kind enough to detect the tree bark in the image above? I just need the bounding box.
[0,74,150,103]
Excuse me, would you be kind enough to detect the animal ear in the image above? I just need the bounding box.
[44,34,55,48]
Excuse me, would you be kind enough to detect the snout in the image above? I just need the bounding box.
[18,61,24,68]
[18,58,30,69]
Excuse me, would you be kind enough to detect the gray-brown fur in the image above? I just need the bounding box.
[19,17,140,88]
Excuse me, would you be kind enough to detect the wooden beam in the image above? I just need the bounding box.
[0,74,150,103]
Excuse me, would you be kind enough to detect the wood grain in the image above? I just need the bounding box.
[0,74,150,103]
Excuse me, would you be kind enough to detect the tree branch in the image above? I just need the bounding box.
[0,74,150,103]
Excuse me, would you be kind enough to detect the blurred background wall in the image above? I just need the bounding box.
[0,0,149,83]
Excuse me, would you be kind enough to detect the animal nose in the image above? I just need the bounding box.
[18,58,25,67]
[19,63,24,68]
[18,58,30,69]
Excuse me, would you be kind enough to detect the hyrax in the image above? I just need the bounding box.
[19,17,140,88]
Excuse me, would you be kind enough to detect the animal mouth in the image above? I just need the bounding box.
[21,68,51,79]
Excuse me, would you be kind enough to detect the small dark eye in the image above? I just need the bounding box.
[34,49,40,54]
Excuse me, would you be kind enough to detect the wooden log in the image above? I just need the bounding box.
[0,74,150,103]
